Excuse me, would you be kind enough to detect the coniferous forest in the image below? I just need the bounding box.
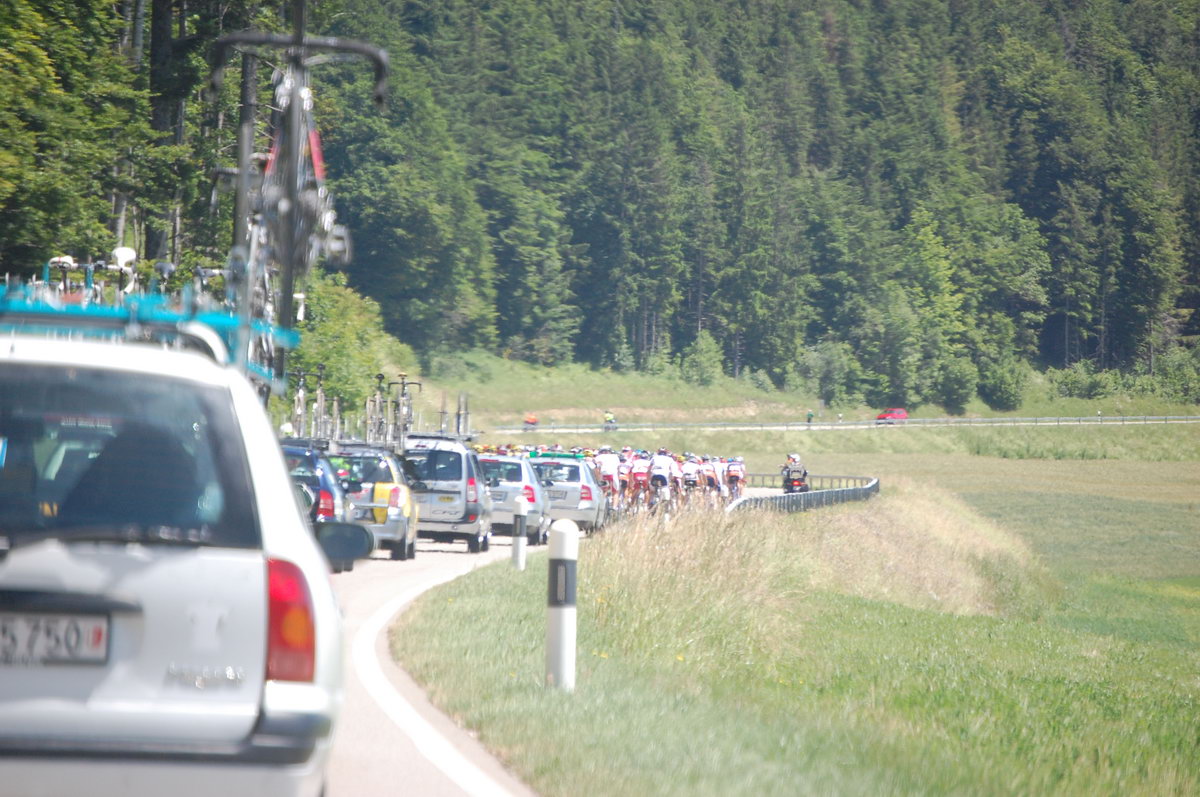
[3,0,1199,409]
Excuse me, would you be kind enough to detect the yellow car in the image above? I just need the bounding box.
[328,445,418,560]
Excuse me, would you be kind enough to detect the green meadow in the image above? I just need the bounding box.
[393,413,1199,796]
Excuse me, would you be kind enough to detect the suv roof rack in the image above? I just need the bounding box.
[404,431,477,444]
[0,284,298,394]
[281,436,333,452]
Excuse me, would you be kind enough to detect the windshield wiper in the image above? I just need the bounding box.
[0,524,215,558]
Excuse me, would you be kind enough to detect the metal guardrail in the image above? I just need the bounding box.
[490,415,1200,435]
[742,473,868,489]
[726,475,880,514]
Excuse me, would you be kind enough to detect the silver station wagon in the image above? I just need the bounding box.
[0,324,371,797]
[531,455,610,532]
[479,454,552,545]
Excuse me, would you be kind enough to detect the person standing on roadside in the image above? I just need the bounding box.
[806,409,814,425]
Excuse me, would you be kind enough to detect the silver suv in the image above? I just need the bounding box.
[403,434,493,552]
[0,333,371,797]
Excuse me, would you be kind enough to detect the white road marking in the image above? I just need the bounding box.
[352,576,515,797]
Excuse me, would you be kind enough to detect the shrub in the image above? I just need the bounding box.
[1048,361,1115,399]
[936,356,978,415]
[1152,346,1200,403]
[978,356,1027,411]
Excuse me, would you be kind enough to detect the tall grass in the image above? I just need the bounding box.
[391,485,1200,795]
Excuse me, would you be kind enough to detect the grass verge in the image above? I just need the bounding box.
[391,478,1200,795]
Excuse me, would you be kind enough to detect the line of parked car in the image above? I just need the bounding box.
[282,432,611,559]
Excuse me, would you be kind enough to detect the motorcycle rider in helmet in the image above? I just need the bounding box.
[780,453,809,492]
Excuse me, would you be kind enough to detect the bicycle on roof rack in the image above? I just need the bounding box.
[0,3,386,404]
[207,0,388,388]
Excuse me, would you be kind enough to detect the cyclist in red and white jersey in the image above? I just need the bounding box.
[629,451,652,505]
[617,452,633,503]
[595,445,621,501]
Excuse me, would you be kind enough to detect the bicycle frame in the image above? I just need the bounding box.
[208,0,388,383]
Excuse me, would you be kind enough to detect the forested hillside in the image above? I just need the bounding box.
[3,0,1199,409]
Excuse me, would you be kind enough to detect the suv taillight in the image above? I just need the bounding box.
[522,484,535,503]
[467,476,478,503]
[266,559,315,682]
[580,484,592,501]
[317,489,335,518]
[389,486,401,508]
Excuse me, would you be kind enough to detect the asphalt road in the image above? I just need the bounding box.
[325,538,538,797]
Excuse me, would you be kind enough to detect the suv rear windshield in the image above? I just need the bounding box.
[480,459,523,483]
[404,449,462,482]
[328,454,393,484]
[0,363,257,547]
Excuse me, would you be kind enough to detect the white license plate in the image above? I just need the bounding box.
[548,490,568,500]
[490,490,505,501]
[0,613,109,666]
[354,506,373,520]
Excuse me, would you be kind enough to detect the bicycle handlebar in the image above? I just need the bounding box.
[209,32,389,106]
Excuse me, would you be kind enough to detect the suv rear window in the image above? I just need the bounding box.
[0,363,257,547]
[404,449,462,481]
[330,455,393,484]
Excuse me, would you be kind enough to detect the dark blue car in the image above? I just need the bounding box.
[282,444,349,524]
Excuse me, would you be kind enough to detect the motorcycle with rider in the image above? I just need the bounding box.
[780,453,810,493]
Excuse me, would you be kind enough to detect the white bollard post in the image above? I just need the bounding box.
[546,519,579,691]
[511,495,528,571]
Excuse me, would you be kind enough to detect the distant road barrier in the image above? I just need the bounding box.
[489,415,1200,436]
[727,475,880,514]
[742,472,869,489]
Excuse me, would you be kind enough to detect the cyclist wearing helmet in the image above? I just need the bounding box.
[595,445,621,499]
[714,456,729,497]
[699,455,719,493]
[681,455,701,492]
[629,450,652,505]
[649,447,674,489]
[726,455,746,499]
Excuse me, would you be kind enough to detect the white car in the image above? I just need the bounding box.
[0,331,371,797]
[531,455,610,532]
[479,454,552,545]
